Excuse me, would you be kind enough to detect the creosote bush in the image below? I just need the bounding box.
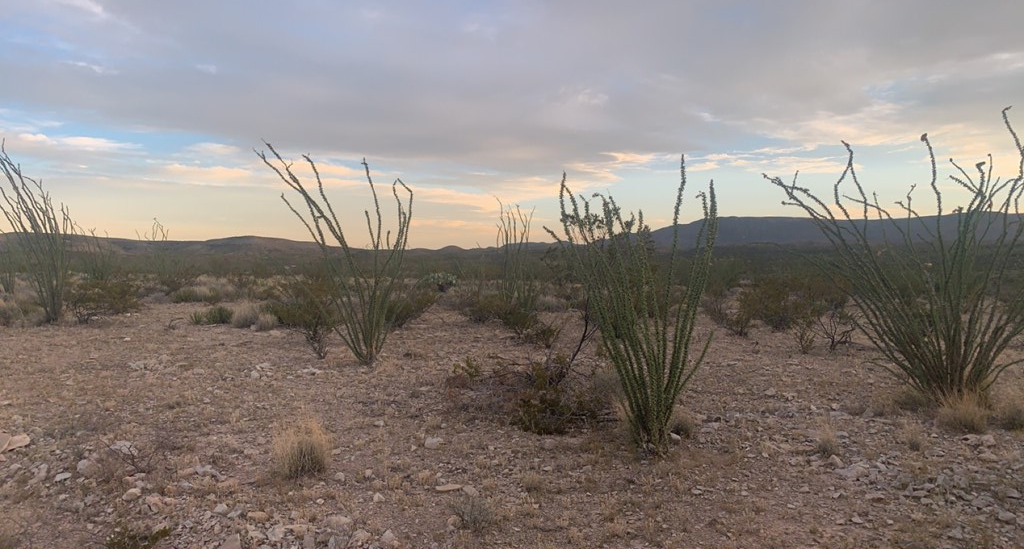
[766,107,1024,403]
[258,144,412,366]
[266,272,340,359]
[547,156,718,452]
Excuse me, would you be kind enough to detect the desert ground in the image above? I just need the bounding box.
[2,292,1024,549]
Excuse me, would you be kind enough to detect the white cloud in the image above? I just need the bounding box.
[64,60,118,75]
[195,64,218,75]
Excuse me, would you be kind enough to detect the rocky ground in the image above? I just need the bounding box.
[2,296,1023,548]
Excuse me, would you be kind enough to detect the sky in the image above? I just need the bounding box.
[1,0,1022,249]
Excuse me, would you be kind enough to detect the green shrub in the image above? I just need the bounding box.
[189,305,233,326]
[547,156,718,452]
[766,107,1024,402]
[104,523,170,549]
[66,275,141,323]
[259,145,412,366]
[386,284,437,329]
[266,273,340,359]
[424,271,457,292]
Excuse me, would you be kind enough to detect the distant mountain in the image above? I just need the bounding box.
[651,213,1017,249]
[0,213,1015,260]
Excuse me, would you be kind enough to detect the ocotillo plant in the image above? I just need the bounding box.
[546,156,718,452]
[0,143,73,323]
[765,107,1024,403]
[257,143,412,366]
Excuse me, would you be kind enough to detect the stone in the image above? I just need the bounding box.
[997,511,1017,524]
[461,485,479,498]
[435,483,462,492]
[380,529,397,546]
[349,529,372,546]
[219,534,242,549]
[325,515,353,531]
[373,492,385,503]
[77,459,99,478]
[267,525,286,542]
[122,488,142,501]
[424,437,442,450]
[54,472,72,482]
[248,511,270,522]
[541,439,557,451]
[214,503,230,515]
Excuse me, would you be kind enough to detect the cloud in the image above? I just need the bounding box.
[195,64,218,75]
[64,60,118,75]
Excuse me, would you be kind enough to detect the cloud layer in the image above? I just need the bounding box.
[1,1,1022,246]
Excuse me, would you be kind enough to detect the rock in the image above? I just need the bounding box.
[980,434,997,447]
[424,437,442,450]
[334,472,346,482]
[541,439,557,451]
[54,472,72,482]
[267,525,286,542]
[214,503,230,515]
[76,459,98,477]
[828,455,845,469]
[461,485,479,497]
[373,492,385,503]
[27,464,48,486]
[349,529,372,546]
[122,488,142,501]
[144,495,163,513]
[997,511,1018,524]
[851,515,864,524]
[219,534,242,549]
[248,511,270,522]
[435,483,462,492]
[380,529,398,546]
[325,515,353,532]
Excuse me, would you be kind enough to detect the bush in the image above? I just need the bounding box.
[547,156,718,452]
[259,145,413,366]
[273,417,331,479]
[266,273,340,359]
[386,284,437,329]
[189,305,233,326]
[766,107,1024,403]
[66,275,141,323]
[104,523,170,549]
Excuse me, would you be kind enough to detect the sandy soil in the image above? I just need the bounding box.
[2,297,1023,548]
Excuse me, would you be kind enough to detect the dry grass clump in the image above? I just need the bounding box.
[273,417,331,479]
[815,428,841,458]
[254,312,279,332]
[230,302,261,329]
[897,420,927,452]
[936,392,989,434]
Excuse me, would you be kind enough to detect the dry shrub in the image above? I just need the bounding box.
[254,312,279,332]
[273,417,331,479]
[814,421,841,457]
[230,302,261,328]
[449,495,495,533]
[936,392,989,434]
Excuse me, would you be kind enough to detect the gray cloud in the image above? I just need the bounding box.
[1,0,1022,187]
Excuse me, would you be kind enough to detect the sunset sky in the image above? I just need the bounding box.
[1,1,1022,248]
